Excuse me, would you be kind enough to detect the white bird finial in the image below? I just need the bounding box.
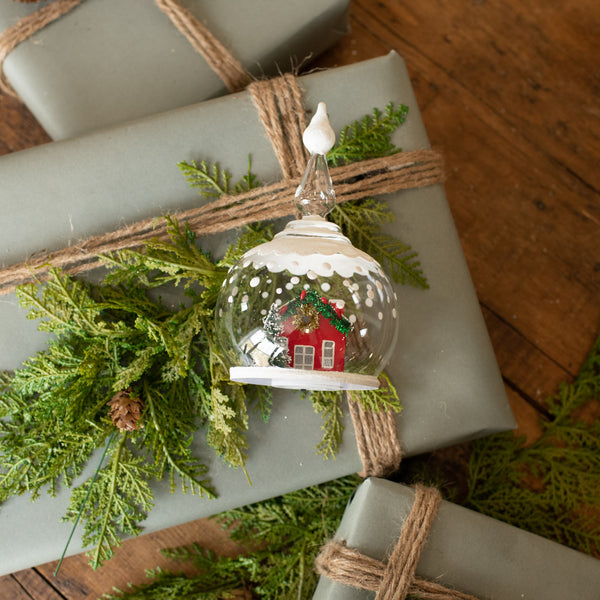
[302,102,336,155]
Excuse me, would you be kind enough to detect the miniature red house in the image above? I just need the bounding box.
[279,289,351,372]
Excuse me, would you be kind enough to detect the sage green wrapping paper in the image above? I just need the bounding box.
[0,0,350,140]
[0,52,515,575]
[313,478,600,600]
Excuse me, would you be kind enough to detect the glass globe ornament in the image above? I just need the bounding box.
[215,102,399,390]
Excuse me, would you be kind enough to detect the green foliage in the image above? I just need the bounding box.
[356,372,402,414]
[330,199,428,289]
[464,333,600,555]
[309,390,345,459]
[308,375,402,459]
[65,434,155,569]
[101,216,222,294]
[103,476,359,600]
[178,156,259,198]
[327,102,408,167]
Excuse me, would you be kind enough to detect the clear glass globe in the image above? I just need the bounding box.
[215,216,399,390]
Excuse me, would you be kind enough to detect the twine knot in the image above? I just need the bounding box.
[316,485,480,600]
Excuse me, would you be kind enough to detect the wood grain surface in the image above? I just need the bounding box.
[1,0,599,598]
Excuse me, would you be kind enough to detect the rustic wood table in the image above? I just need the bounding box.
[1,1,598,598]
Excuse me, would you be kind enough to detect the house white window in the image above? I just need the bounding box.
[294,345,315,370]
[321,340,335,369]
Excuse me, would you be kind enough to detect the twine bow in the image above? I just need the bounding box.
[315,485,481,600]
[0,0,445,479]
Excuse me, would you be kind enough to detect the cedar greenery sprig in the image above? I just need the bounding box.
[177,156,259,199]
[402,331,600,557]
[103,476,360,600]
[329,198,428,289]
[463,332,600,555]
[309,373,402,459]
[326,102,408,167]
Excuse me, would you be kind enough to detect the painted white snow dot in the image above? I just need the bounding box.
[231,286,239,297]
[321,282,331,292]
[365,298,373,308]
[219,309,223,317]
[249,277,260,288]
[261,291,269,299]
[261,309,267,315]
[242,294,249,303]
[285,282,293,290]
[275,298,282,307]
[227,296,234,304]
[349,314,357,324]
[378,312,383,321]
[336,300,345,309]
[392,308,397,319]
[367,289,375,299]
[352,283,359,291]
[291,276,300,284]
[343,279,351,287]
[276,288,282,294]
[376,281,383,290]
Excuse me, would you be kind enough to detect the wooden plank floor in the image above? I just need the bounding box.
[1,0,599,597]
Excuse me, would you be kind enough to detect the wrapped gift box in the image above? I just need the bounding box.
[0,0,350,140]
[313,478,600,600]
[0,52,515,575]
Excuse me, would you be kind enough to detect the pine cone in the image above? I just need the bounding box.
[108,389,144,432]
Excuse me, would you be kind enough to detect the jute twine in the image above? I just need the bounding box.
[315,485,481,600]
[0,0,251,97]
[0,0,82,96]
[0,0,444,479]
[0,149,443,297]
[348,389,403,478]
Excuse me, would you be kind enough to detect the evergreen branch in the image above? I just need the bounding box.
[462,331,600,555]
[64,433,155,569]
[143,383,215,498]
[55,430,118,575]
[15,268,119,338]
[308,390,345,459]
[178,156,260,198]
[327,102,409,167]
[101,216,224,291]
[330,199,428,289]
[106,477,360,600]
[356,372,403,414]
[103,565,244,600]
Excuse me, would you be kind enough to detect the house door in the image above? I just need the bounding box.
[294,345,315,370]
